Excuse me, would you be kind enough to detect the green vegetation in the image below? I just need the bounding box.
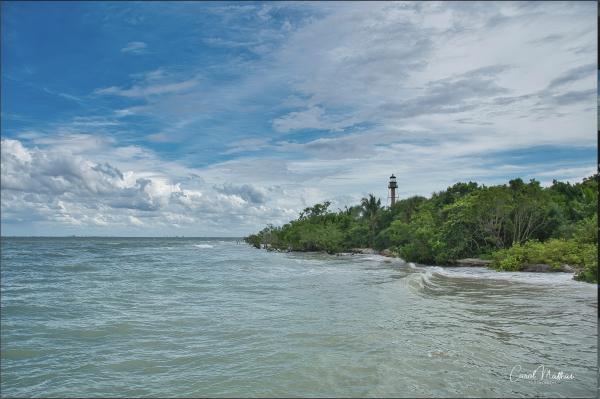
[490,239,597,271]
[245,175,598,283]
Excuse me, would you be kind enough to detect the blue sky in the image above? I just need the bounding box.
[1,1,597,236]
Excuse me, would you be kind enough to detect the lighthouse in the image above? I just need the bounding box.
[388,174,397,206]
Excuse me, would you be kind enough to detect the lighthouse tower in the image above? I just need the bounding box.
[388,174,397,206]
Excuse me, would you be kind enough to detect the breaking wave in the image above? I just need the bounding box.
[193,244,214,249]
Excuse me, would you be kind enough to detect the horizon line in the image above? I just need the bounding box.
[0,235,246,238]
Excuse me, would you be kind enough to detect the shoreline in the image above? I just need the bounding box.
[259,245,586,280]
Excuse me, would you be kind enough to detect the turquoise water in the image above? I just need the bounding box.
[1,237,597,397]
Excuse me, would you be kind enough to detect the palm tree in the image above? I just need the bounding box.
[361,194,381,247]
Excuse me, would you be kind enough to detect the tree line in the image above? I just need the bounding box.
[245,175,598,283]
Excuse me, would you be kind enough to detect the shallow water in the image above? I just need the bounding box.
[1,237,597,397]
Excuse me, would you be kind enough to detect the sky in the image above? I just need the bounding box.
[1,1,597,236]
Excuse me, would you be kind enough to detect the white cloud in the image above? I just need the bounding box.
[120,41,147,54]
[267,1,596,144]
[3,2,596,235]
[94,78,200,98]
[272,106,357,133]
[1,130,593,236]
[0,138,297,235]
[96,2,595,154]
[128,215,144,226]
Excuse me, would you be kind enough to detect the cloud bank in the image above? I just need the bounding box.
[1,1,596,236]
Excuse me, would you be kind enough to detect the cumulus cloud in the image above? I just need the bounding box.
[0,138,294,235]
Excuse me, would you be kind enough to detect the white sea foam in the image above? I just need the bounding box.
[193,244,214,249]
[362,255,387,262]
[402,263,592,290]
[427,266,590,287]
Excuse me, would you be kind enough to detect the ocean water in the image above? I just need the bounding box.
[1,237,597,397]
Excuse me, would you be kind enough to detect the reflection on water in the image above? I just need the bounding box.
[1,237,597,398]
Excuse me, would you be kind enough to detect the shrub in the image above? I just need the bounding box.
[491,239,598,282]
